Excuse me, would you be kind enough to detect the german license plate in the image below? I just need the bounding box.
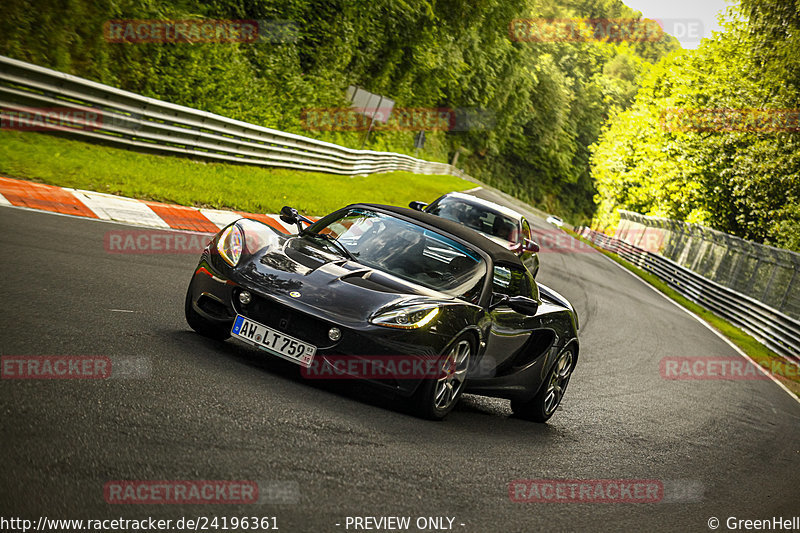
[231,314,316,367]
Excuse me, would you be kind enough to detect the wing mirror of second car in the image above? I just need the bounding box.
[408,201,429,211]
[524,239,540,253]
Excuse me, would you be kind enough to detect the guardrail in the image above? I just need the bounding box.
[615,210,800,320]
[0,55,460,177]
[577,227,800,364]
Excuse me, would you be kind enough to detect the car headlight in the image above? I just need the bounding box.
[217,224,243,266]
[371,303,440,329]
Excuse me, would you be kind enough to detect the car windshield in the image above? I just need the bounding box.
[428,197,519,244]
[305,208,487,302]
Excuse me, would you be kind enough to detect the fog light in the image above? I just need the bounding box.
[239,291,252,305]
[328,327,341,341]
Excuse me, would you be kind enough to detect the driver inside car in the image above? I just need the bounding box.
[380,226,427,278]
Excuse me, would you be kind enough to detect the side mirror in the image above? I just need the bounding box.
[507,296,539,315]
[488,293,539,315]
[279,205,299,225]
[488,293,508,311]
[524,239,540,253]
[279,206,313,233]
[408,201,429,211]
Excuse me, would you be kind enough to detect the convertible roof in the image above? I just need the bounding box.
[351,203,523,267]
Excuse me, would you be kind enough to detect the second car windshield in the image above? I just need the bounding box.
[306,209,486,302]
[428,198,519,244]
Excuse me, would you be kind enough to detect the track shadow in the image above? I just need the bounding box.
[166,328,568,438]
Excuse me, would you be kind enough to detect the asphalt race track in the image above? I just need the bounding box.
[1,193,798,532]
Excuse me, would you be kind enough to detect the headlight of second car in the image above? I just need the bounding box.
[371,303,440,329]
[217,224,243,266]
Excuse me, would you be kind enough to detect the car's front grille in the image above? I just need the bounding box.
[242,293,334,347]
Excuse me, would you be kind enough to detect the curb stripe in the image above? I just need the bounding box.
[0,177,98,218]
[0,176,305,235]
[68,189,171,228]
[145,201,220,233]
[198,208,243,230]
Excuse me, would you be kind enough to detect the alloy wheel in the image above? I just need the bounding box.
[433,339,471,410]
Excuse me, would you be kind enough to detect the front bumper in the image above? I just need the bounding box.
[187,259,453,396]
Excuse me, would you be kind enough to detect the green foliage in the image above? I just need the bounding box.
[591,1,800,250]
[0,0,678,225]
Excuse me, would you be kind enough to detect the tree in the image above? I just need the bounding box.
[590,2,799,250]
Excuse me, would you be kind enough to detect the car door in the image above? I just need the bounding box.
[479,264,538,375]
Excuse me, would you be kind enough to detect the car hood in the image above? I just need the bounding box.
[233,234,453,324]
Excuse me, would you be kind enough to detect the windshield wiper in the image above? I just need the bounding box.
[307,233,357,262]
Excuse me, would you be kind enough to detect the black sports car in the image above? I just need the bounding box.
[185,203,579,421]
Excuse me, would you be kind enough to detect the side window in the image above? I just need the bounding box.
[492,265,532,298]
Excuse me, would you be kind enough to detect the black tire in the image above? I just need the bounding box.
[512,348,575,423]
[184,283,231,341]
[411,335,474,420]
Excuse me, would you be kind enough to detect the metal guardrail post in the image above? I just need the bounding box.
[780,269,798,313]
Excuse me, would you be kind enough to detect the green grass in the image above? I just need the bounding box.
[0,130,473,215]
[564,228,800,398]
